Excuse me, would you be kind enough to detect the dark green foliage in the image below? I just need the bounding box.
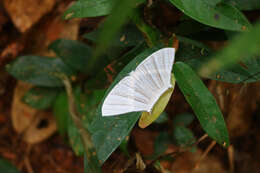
[6,56,74,87]
[22,87,59,110]
[173,62,229,146]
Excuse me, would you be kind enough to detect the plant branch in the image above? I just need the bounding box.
[61,75,101,173]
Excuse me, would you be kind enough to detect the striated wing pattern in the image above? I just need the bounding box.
[102,48,175,116]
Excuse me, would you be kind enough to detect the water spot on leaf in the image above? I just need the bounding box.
[65,12,74,20]
[120,35,126,42]
[214,14,220,20]
[211,116,217,123]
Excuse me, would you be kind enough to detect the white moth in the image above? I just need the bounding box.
[102,48,175,116]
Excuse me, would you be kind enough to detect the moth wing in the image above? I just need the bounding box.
[102,48,175,116]
[102,76,151,116]
[135,48,175,89]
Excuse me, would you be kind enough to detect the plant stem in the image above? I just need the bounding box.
[62,75,101,173]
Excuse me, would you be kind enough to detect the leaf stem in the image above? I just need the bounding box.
[61,75,101,173]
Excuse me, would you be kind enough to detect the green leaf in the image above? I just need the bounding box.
[22,87,59,110]
[90,113,140,163]
[176,36,212,64]
[68,114,85,156]
[173,62,229,147]
[119,136,130,156]
[154,132,171,156]
[131,8,161,47]
[84,23,144,48]
[53,92,69,135]
[199,22,260,79]
[49,39,94,74]
[91,46,163,163]
[169,0,251,31]
[92,0,145,61]
[173,113,194,127]
[0,158,20,173]
[154,112,168,124]
[85,42,148,89]
[176,36,260,83]
[225,0,260,11]
[53,87,105,155]
[64,0,116,19]
[204,58,260,83]
[173,126,196,147]
[6,56,74,87]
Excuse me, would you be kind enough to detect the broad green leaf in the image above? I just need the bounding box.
[131,8,161,47]
[225,0,260,10]
[90,113,140,163]
[169,0,251,31]
[173,126,196,147]
[6,56,74,87]
[64,0,116,19]
[92,0,145,62]
[0,158,20,173]
[22,87,59,110]
[173,113,194,127]
[199,22,260,79]
[92,46,163,163]
[173,62,229,146]
[49,39,94,74]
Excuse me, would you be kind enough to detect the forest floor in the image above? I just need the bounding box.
[0,0,260,173]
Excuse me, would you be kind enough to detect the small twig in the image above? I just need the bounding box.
[194,140,217,169]
[61,75,101,173]
[24,157,34,173]
[47,155,69,173]
[228,145,235,173]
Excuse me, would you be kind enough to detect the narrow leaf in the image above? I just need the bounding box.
[173,62,229,146]
[225,0,260,11]
[169,0,251,31]
[64,0,116,19]
[176,36,260,83]
[199,22,260,78]
[92,0,145,62]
